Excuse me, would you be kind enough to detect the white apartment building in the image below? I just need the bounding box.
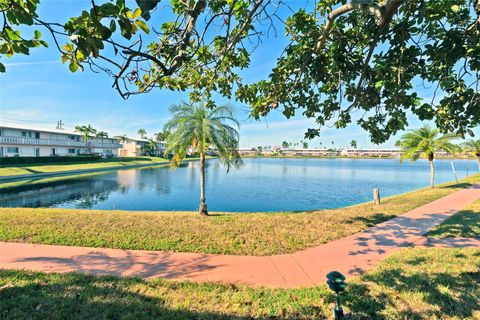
[0,124,122,157]
[117,137,166,157]
[340,148,401,157]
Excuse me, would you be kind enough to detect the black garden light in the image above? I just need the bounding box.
[326,271,347,320]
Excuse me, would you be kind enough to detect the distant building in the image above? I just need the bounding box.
[340,148,401,157]
[238,147,341,157]
[281,148,340,157]
[117,137,165,157]
[238,148,257,156]
[0,124,121,157]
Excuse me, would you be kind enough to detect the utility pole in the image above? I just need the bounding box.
[56,120,64,130]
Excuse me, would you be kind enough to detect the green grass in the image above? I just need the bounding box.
[1,247,479,319]
[1,174,479,255]
[0,157,168,176]
[428,199,480,238]
[0,171,119,190]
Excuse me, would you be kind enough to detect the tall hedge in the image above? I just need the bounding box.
[0,155,101,165]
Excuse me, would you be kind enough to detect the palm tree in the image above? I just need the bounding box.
[154,130,170,142]
[75,125,97,154]
[164,101,243,216]
[281,141,288,149]
[396,125,458,188]
[96,131,108,150]
[350,140,357,149]
[117,134,129,144]
[143,138,158,156]
[462,139,480,171]
[137,128,147,139]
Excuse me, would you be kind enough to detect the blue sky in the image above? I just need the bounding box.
[1,1,476,148]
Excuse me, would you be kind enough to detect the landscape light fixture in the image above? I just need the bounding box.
[326,271,347,320]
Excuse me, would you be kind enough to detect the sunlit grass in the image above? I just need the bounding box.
[0,157,168,176]
[428,199,480,238]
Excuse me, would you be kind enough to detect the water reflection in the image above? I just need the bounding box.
[0,158,477,212]
[1,176,119,209]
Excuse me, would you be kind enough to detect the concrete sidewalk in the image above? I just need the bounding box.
[1,186,479,288]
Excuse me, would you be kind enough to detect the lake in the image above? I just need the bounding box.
[1,158,477,212]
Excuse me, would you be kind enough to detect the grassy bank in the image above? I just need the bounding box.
[0,157,168,177]
[1,247,479,319]
[1,174,478,255]
[0,171,114,190]
[428,199,480,238]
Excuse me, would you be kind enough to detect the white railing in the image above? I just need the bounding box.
[0,136,122,149]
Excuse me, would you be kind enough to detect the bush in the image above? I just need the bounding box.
[0,155,101,165]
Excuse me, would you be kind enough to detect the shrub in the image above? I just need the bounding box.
[0,155,101,165]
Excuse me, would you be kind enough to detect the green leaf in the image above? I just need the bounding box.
[34,30,41,39]
[118,18,132,39]
[110,20,117,32]
[135,20,149,34]
[99,3,118,16]
[135,0,160,20]
[69,61,79,72]
[0,63,5,73]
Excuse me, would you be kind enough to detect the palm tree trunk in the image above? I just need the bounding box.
[476,153,480,172]
[429,160,435,188]
[428,152,435,188]
[199,152,208,216]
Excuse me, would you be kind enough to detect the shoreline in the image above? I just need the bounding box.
[0,174,478,256]
[2,171,479,214]
[240,155,476,160]
[0,158,204,183]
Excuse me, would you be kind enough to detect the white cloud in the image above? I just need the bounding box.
[3,60,61,68]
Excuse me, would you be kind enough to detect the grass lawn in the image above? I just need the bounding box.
[0,157,168,177]
[1,247,479,319]
[1,174,479,255]
[427,199,480,238]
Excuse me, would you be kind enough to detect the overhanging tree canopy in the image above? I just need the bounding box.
[1,0,479,143]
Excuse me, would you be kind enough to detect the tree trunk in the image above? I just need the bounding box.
[429,152,435,189]
[198,152,208,216]
[476,153,480,172]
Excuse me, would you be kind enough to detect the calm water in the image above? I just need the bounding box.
[1,158,477,212]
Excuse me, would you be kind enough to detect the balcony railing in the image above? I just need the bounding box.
[0,136,122,149]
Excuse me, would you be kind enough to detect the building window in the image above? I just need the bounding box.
[22,131,33,137]
[35,132,40,139]
[7,147,19,153]
[68,149,76,154]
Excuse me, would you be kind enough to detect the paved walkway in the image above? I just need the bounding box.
[1,186,479,288]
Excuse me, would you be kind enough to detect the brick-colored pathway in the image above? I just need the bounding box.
[1,186,479,288]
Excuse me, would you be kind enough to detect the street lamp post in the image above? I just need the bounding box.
[326,271,347,320]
